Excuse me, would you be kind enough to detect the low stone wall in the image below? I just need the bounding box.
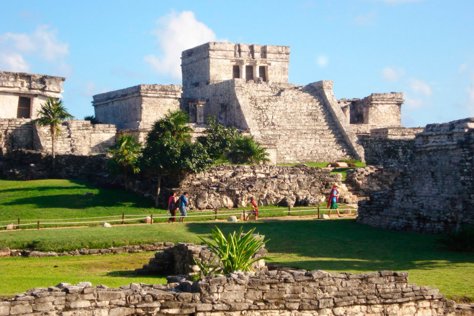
[1,269,470,315]
[177,165,344,210]
[0,242,174,258]
[0,150,108,181]
[136,243,267,276]
[358,118,474,232]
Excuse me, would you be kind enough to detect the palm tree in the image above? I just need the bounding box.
[36,98,73,168]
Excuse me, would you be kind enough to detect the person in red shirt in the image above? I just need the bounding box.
[250,196,259,220]
[167,192,178,222]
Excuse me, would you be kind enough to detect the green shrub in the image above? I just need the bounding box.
[198,226,267,275]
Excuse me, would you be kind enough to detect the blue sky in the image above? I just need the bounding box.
[1,0,473,127]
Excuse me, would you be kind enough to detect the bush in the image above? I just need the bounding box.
[197,226,267,276]
[226,135,269,164]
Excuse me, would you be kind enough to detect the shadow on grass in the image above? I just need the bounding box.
[0,179,153,209]
[184,219,474,272]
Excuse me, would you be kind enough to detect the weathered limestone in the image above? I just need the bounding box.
[358,118,474,232]
[0,269,468,315]
[176,165,346,210]
[359,127,424,167]
[0,71,64,119]
[93,84,181,132]
[0,119,116,155]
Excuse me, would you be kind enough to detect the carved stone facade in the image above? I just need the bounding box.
[0,71,64,120]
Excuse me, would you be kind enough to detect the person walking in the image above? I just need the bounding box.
[327,184,340,217]
[178,192,189,222]
[167,192,178,223]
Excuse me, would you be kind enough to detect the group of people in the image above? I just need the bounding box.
[166,185,339,222]
[167,192,189,222]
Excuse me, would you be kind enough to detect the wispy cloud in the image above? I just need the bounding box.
[409,78,432,96]
[0,25,69,74]
[382,66,405,82]
[316,55,329,68]
[145,11,217,79]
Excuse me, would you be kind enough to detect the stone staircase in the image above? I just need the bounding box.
[234,83,354,163]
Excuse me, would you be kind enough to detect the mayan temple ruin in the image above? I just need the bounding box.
[0,41,472,233]
[92,42,404,163]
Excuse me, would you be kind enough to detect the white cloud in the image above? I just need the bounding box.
[0,25,69,73]
[33,25,69,61]
[316,55,329,68]
[382,66,404,82]
[145,11,217,79]
[0,52,29,72]
[409,78,432,96]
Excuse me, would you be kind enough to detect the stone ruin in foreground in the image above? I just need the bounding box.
[0,243,472,316]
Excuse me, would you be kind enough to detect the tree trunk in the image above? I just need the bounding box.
[155,176,161,208]
[51,127,56,171]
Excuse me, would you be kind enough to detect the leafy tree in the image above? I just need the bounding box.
[107,135,141,177]
[35,98,73,168]
[140,110,212,205]
[197,116,239,160]
[197,226,267,275]
[226,135,269,164]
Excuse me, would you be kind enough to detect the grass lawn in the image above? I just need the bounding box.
[0,179,354,228]
[0,220,473,302]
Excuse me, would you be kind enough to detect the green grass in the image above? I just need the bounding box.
[0,179,165,227]
[0,220,473,301]
[0,253,164,296]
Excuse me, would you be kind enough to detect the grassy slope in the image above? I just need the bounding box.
[0,220,473,301]
[0,179,162,223]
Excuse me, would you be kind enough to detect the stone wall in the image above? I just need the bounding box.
[0,150,108,181]
[177,165,344,210]
[358,127,424,167]
[0,269,469,315]
[0,119,34,154]
[0,71,64,119]
[358,118,474,232]
[93,84,181,131]
[0,119,116,156]
[33,120,116,155]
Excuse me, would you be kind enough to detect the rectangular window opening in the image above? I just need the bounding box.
[245,65,254,81]
[17,96,31,118]
[233,65,240,79]
[259,66,267,82]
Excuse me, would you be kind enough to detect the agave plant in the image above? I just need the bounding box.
[199,226,267,275]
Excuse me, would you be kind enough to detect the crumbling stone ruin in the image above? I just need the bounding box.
[0,71,64,120]
[358,118,474,232]
[0,268,469,315]
[93,42,404,163]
